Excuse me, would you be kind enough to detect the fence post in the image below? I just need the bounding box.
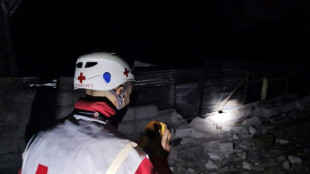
[217,73,249,112]
[261,78,268,100]
[169,84,175,107]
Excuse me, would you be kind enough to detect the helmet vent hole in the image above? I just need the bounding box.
[76,62,83,68]
[85,62,98,68]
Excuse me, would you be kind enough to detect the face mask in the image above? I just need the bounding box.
[109,82,130,110]
[110,105,129,129]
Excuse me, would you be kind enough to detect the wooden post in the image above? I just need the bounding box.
[198,68,206,115]
[283,77,288,95]
[169,84,175,107]
[242,72,249,104]
[261,78,268,100]
[217,73,249,112]
[0,0,20,76]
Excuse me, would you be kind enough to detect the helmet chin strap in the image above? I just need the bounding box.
[109,83,129,110]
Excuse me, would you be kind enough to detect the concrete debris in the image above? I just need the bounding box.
[205,160,218,170]
[241,116,262,126]
[180,137,196,145]
[219,142,234,158]
[242,161,252,170]
[203,140,220,153]
[118,95,310,173]
[288,155,302,164]
[248,126,258,136]
[173,128,192,139]
[283,161,290,170]
[275,138,289,144]
[207,151,222,161]
[237,139,257,150]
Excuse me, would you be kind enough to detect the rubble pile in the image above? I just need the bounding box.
[120,95,310,173]
[169,95,310,174]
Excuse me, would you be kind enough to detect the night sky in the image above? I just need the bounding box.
[10,0,310,76]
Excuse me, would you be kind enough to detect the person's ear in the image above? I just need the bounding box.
[115,86,124,96]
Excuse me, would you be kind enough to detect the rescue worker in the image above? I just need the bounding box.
[20,52,172,174]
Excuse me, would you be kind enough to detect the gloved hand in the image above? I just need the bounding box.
[137,121,173,174]
[137,121,171,159]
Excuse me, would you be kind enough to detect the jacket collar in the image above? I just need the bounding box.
[74,95,117,121]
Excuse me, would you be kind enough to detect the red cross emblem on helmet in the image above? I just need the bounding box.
[78,72,86,83]
[123,68,129,77]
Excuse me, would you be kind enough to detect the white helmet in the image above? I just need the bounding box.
[73,52,135,91]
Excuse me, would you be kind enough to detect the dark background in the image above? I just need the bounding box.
[10,0,310,77]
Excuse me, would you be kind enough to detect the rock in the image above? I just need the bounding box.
[208,151,222,161]
[241,116,262,126]
[205,160,218,170]
[238,139,256,150]
[283,161,290,170]
[203,141,220,153]
[242,161,252,170]
[181,137,196,145]
[173,128,192,139]
[249,126,258,136]
[275,138,289,144]
[219,142,234,158]
[288,155,302,164]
